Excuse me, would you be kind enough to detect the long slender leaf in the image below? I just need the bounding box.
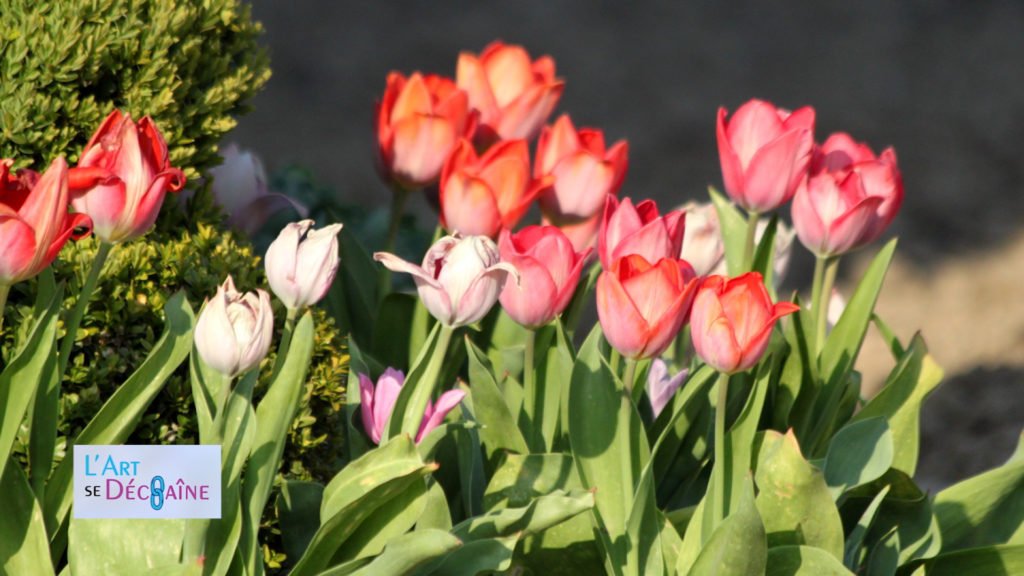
[0,458,55,576]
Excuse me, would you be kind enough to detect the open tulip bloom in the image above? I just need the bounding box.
[359,368,466,444]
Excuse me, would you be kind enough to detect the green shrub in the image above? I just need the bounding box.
[0,0,271,180]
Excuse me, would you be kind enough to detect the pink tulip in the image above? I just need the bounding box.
[439,139,548,238]
[374,234,518,328]
[716,99,815,212]
[70,110,185,243]
[0,158,92,286]
[265,220,344,310]
[596,255,699,360]
[599,196,685,270]
[647,359,688,418]
[536,115,629,226]
[194,276,274,378]
[542,212,602,253]
[498,226,591,328]
[690,273,798,374]
[376,72,477,189]
[456,41,563,143]
[359,368,466,444]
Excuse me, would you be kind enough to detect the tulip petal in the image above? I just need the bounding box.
[743,128,811,212]
[536,115,580,175]
[718,274,772,346]
[498,254,557,328]
[497,81,564,141]
[0,215,37,283]
[391,73,433,122]
[716,107,746,204]
[359,373,379,444]
[294,223,343,306]
[374,250,455,324]
[416,389,466,443]
[390,115,457,186]
[452,262,517,326]
[596,268,651,359]
[441,172,501,237]
[194,292,242,377]
[482,44,534,108]
[726,100,785,168]
[690,288,742,373]
[374,368,405,443]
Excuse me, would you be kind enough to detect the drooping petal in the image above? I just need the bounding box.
[416,389,466,442]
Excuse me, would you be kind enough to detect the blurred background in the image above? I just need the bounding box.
[230,1,1024,488]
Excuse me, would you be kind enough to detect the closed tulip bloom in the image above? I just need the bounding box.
[498,226,591,328]
[810,133,903,245]
[456,41,563,142]
[679,201,725,276]
[376,72,476,189]
[70,110,185,243]
[717,99,815,212]
[210,144,308,235]
[647,359,688,419]
[791,170,886,257]
[542,212,602,253]
[537,115,629,225]
[265,220,344,310]
[359,368,466,444]
[375,234,518,328]
[0,158,92,285]
[599,196,685,270]
[439,139,548,238]
[691,273,798,374]
[596,255,699,360]
[194,276,274,378]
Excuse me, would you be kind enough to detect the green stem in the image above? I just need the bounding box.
[743,211,760,271]
[269,307,299,382]
[522,328,539,451]
[0,283,9,335]
[378,187,411,298]
[812,256,840,356]
[623,358,638,394]
[714,371,731,522]
[58,241,113,375]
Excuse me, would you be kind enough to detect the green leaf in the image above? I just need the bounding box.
[451,489,594,543]
[688,475,766,576]
[823,417,894,500]
[843,485,890,571]
[372,292,416,369]
[934,433,1024,551]
[414,535,518,575]
[382,322,454,442]
[0,459,54,576]
[651,365,716,504]
[321,436,427,519]
[765,546,854,576]
[321,529,461,576]
[626,459,665,576]
[68,518,185,576]
[925,544,1024,576]
[332,471,427,564]
[276,480,324,564]
[533,319,573,452]
[44,292,194,541]
[465,337,529,462]
[344,336,378,462]
[416,481,452,532]
[754,430,844,560]
[708,186,749,276]
[751,214,779,298]
[325,224,378,349]
[28,269,62,494]
[455,415,485,518]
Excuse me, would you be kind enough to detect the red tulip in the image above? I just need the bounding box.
[498,226,591,328]
[690,273,798,374]
[537,115,629,226]
[0,158,91,285]
[596,255,699,360]
[70,110,185,243]
[456,41,563,143]
[599,196,685,270]
[716,99,815,212]
[439,139,548,238]
[376,72,476,189]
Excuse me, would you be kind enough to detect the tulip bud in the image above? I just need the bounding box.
[679,201,725,277]
[70,110,185,243]
[265,220,344,310]
[194,276,274,377]
[210,144,308,235]
[374,234,518,328]
[599,196,685,270]
[498,226,591,328]
[690,273,798,374]
[359,368,466,444]
[596,255,699,360]
[716,99,815,212]
[456,41,564,143]
[647,359,688,418]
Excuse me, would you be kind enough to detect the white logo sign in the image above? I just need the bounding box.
[73,445,221,519]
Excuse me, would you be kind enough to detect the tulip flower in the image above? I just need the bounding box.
[498,226,591,328]
[791,170,887,258]
[376,72,476,189]
[647,359,688,419]
[596,255,699,360]
[599,196,685,270]
[374,234,517,328]
[194,276,274,378]
[0,157,92,286]
[359,368,466,444]
[209,143,308,235]
[70,109,185,243]
[542,212,602,253]
[537,115,629,226]
[716,99,815,213]
[265,220,344,310]
[439,139,548,238]
[690,273,798,374]
[678,201,725,277]
[456,41,563,143]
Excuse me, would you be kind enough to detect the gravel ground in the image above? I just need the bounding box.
[232,0,1024,488]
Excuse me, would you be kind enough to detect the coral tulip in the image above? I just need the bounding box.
[537,115,629,226]
[716,99,814,212]
[599,196,685,270]
[374,234,517,328]
[376,72,476,189]
[456,41,563,142]
[70,109,185,243]
[194,276,274,378]
[498,226,591,328]
[265,220,344,310]
[0,158,92,286]
[439,139,548,238]
[690,273,798,374]
[596,255,699,359]
[359,368,466,444]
